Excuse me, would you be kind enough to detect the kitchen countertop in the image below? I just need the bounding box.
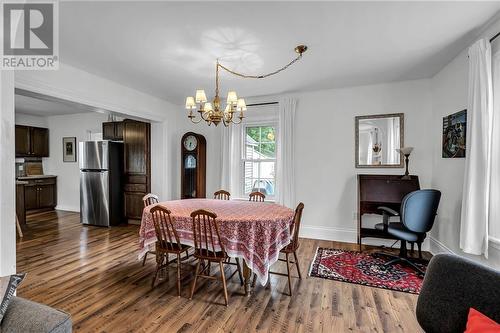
[17,175,57,180]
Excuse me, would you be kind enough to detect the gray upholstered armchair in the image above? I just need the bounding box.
[416,254,500,333]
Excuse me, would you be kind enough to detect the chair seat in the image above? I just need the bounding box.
[193,249,226,260]
[386,222,419,242]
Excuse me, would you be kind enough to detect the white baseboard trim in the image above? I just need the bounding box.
[300,224,430,250]
[489,236,500,251]
[428,236,454,255]
[300,225,356,243]
[55,205,80,213]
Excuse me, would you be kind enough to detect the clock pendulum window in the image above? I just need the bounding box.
[181,132,206,199]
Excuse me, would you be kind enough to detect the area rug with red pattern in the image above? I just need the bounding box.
[308,248,427,294]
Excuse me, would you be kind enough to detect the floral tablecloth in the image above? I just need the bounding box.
[139,199,294,285]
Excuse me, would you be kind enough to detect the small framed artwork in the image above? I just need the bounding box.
[63,137,77,162]
[442,109,467,158]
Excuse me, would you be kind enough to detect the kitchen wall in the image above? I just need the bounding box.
[428,18,500,268]
[44,112,110,212]
[15,111,111,212]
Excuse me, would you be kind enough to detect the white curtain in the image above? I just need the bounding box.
[489,49,500,240]
[276,97,296,208]
[460,39,493,257]
[219,125,234,192]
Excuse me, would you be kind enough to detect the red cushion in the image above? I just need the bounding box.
[464,308,500,333]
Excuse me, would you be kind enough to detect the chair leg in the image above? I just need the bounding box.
[151,253,165,288]
[293,251,302,279]
[15,215,23,238]
[410,242,415,255]
[252,273,257,287]
[176,253,181,297]
[189,260,201,300]
[235,258,244,286]
[142,252,148,266]
[417,242,422,259]
[285,253,292,296]
[219,261,228,306]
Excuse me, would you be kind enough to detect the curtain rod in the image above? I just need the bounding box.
[246,102,278,107]
[491,31,500,43]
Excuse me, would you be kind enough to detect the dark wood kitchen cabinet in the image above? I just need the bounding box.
[15,125,49,157]
[22,177,57,212]
[102,121,124,141]
[123,120,151,220]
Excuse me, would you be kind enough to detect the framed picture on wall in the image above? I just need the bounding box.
[442,109,466,158]
[63,137,77,162]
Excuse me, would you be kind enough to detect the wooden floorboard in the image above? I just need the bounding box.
[16,210,427,333]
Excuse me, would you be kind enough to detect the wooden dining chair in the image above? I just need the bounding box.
[143,193,159,207]
[150,205,191,297]
[141,193,160,266]
[214,190,231,200]
[249,191,265,202]
[189,209,243,306]
[268,202,305,296]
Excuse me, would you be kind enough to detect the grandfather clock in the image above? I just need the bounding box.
[181,132,206,199]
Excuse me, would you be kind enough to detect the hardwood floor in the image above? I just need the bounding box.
[17,210,427,333]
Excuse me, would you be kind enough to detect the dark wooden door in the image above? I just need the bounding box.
[123,120,151,221]
[30,127,49,157]
[15,125,31,157]
[124,121,149,174]
[38,185,56,208]
[25,186,38,210]
[124,192,144,220]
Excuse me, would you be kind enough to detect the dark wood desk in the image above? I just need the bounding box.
[357,174,420,249]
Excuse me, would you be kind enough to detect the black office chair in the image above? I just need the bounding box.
[375,189,441,275]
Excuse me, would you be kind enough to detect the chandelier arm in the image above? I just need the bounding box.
[199,110,210,121]
[217,53,303,80]
[189,116,203,124]
[231,117,243,125]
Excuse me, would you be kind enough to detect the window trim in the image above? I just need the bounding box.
[240,121,278,200]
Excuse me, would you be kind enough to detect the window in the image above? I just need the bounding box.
[242,125,276,199]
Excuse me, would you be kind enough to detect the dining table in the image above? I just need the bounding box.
[139,198,295,295]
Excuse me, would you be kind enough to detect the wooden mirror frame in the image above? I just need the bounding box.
[355,113,404,168]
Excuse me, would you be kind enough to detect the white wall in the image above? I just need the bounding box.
[168,108,222,200]
[43,112,109,212]
[0,71,16,276]
[291,80,434,243]
[429,18,500,268]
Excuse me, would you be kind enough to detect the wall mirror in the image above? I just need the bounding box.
[355,113,404,168]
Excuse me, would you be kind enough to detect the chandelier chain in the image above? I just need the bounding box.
[217,53,303,80]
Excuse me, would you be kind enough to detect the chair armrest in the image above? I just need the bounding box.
[378,206,399,216]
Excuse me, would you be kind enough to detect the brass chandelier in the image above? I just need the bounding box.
[185,45,308,127]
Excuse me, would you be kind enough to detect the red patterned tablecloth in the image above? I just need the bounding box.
[139,199,294,285]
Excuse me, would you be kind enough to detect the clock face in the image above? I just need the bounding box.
[183,135,198,151]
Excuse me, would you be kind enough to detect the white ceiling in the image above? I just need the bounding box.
[15,94,94,116]
[59,2,500,105]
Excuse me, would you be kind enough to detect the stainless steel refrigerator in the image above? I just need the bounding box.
[79,141,124,226]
